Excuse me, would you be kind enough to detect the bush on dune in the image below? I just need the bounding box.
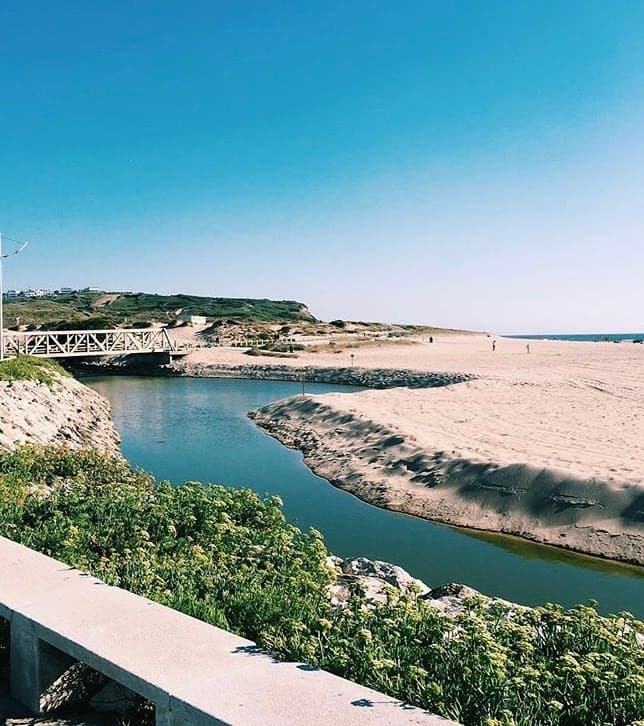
[0,447,641,725]
[0,356,70,386]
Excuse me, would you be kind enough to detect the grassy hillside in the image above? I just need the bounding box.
[4,292,315,329]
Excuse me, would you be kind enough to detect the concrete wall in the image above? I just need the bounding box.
[0,536,455,725]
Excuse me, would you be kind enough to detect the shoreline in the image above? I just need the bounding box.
[70,359,476,389]
[255,406,644,578]
[251,395,644,567]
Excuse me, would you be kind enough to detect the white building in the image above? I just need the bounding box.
[178,313,208,326]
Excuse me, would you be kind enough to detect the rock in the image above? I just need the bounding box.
[173,362,474,390]
[423,596,467,616]
[425,583,480,600]
[327,575,396,606]
[40,662,106,715]
[326,556,431,606]
[327,582,352,607]
[422,582,527,618]
[340,557,431,596]
[326,558,517,617]
[325,555,344,570]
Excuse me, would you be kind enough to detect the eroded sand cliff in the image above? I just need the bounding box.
[0,374,121,456]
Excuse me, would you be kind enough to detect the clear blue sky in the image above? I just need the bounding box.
[1,1,643,332]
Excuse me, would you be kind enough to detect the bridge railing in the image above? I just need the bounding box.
[0,536,452,725]
[2,328,177,359]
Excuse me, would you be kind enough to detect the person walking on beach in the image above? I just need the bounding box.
[492,339,496,352]
[526,343,530,354]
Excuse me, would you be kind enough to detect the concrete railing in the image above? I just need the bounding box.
[0,536,454,725]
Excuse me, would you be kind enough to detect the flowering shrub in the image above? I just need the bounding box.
[0,447,642,725]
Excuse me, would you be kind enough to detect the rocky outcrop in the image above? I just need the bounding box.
[340,556,431,594]
[326,556,430,606]
[0,375,121,456]
[325,555,511,617]
[173,362,474,389]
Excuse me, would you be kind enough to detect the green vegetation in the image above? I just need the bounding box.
[106,293,313,323]
[0,448,641,725]
[51,316,116,330]
[4,292,314,329]
[4,293,103,328]
[245,348,298,358]
[245,341,306,357]
[0,356,70,386]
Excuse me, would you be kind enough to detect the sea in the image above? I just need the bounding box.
[507,333,644,343]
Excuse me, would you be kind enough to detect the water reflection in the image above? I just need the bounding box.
[457,526,644,579]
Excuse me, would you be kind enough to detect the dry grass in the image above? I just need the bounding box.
[305,338,419,354]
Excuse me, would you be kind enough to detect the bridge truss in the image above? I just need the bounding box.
[2,328,179,359]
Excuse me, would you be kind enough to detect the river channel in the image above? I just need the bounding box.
[87,376,644,617]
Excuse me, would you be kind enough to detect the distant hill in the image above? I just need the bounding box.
[3,292,316,330]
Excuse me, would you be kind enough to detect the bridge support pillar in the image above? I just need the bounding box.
[10,614,73,714]
[155,705,174,726]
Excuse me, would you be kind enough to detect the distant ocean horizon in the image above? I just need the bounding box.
[506,333,644,343]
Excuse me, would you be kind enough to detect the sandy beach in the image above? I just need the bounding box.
[177,330,644,385]
[176,333,644,564]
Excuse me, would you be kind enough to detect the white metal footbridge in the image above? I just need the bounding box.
[1,328,183,360]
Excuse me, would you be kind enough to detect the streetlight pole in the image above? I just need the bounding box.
[0,234,29,361]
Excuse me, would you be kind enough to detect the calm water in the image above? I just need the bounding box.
[86,376,644,617]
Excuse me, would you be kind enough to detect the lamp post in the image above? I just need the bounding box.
[0,233,29,361]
